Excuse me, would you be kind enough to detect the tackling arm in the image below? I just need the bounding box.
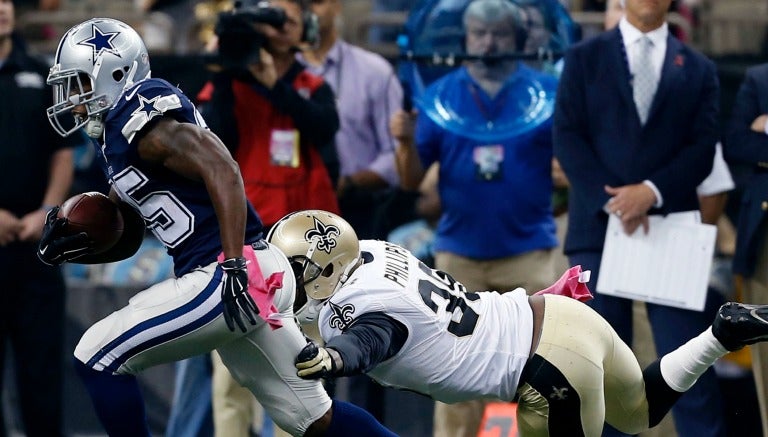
[295,312,408,378]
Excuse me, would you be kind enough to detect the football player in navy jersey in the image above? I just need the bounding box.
[38,18,395,437]
[268,209,768,437]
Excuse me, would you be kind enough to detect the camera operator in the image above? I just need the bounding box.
[196,1,341,433]
[200,0,340,225]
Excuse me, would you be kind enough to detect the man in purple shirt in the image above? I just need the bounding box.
[297,0,402,241]
[296,0,404,426]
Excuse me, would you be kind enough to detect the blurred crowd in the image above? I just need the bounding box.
[5,0,744,57]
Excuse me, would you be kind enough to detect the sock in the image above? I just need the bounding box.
[74,358,150,437]
[658,327,728,392]
[327,400,397,437]
[643,360,683,427]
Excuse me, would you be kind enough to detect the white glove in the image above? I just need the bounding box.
[295,341,342,379]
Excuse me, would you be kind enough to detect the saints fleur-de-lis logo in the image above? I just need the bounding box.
[328,302,355,331]
[305,217,340,254]
[550,386,569,401]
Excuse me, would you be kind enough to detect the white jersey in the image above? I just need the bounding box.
[317,240,534,403]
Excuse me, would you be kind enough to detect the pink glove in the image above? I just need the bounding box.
[534,265,593,302]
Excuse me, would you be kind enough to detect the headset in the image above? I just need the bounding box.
[297,0,319,45]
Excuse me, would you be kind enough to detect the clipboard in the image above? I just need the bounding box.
[596,213,716,311]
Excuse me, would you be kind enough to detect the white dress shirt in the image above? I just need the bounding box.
[619,17,668,82]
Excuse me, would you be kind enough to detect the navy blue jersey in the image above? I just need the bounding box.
[93,78,263,276]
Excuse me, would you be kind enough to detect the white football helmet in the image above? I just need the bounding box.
[267,210,361,323]
[47,18,151,138]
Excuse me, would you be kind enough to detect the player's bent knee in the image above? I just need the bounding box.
[74,312,124,370]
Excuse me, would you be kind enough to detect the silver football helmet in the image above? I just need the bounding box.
[267,210,361,323]
[47,18,151,138]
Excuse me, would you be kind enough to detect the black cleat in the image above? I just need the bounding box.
[712,302,768,351]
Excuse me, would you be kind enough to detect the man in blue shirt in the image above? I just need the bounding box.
[391,0,559,435]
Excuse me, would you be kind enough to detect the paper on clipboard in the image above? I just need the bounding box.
[596,213,716,311]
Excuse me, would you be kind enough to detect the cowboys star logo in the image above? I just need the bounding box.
[328,302,355,331]
[305,217,340,254]
[77,24,121,64]
[131,94,163,121]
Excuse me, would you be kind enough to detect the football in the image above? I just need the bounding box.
[57,192,124,254]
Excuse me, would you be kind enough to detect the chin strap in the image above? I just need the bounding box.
[124,61,138,87]
[295,298,324,324]
[84,115,104,138]
[334,256,361,294]
[124,60,151,89]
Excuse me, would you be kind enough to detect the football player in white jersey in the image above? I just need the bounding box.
[268,209,768,436]
[38,17,395,437]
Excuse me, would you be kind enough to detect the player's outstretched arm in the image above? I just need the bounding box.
[295,342,344,379]
[295,312,408,378]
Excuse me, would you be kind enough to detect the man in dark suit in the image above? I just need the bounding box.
[725,62,768,437]
[553,0,724,435]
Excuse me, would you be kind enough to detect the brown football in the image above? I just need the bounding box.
[57,192,124,254]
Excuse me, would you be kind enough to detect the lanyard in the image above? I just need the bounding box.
[467,82,507,128]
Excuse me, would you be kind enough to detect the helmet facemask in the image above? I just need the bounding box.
[47,70,107,138]
[288,238,360,324]
[288,253,323,323]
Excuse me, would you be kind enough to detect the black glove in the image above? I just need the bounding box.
[37,207,94,266]
[295,341,343,379]
[220,256,259,332]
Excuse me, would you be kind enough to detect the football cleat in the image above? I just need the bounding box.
[712,302,768,351]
